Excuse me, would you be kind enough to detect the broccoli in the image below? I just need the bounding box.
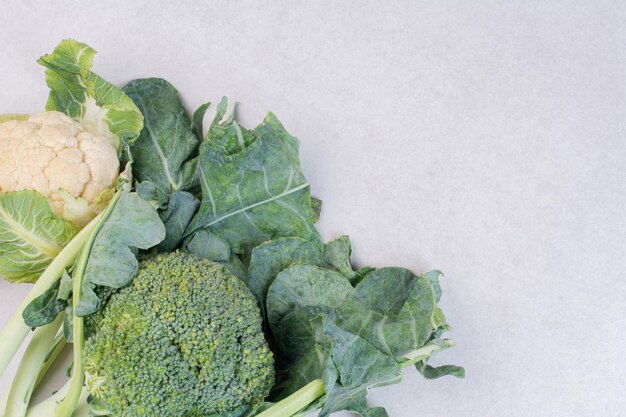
[82,251,275,417]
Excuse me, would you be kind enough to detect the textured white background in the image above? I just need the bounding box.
[1,1,625,416]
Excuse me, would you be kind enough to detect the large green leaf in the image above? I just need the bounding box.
[38,39,143,151]
[76,192,165,316]
[265,259,462,416]
[186,102,321,260]
[334,268,440,357]
[0,191,77,283]
[123,78,200,199]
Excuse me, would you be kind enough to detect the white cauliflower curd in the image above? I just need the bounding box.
[0,111,119,226]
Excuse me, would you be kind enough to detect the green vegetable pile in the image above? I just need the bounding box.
[0,40,463,417]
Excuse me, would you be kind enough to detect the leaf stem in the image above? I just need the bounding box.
[2,314,64,417]
[24,379,90,417]
[55,191,121,417]
[255,380,325,417]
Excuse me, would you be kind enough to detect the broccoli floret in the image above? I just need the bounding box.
[83,251,275,417]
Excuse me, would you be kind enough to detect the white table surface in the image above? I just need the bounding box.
[1,1,625,416]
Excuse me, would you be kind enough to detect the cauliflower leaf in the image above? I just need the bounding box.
[37,39,143,152]
[0,191,77,283]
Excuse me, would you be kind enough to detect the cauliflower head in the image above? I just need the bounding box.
[0,111,119,226]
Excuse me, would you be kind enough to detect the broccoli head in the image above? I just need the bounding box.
[83,251,275,417]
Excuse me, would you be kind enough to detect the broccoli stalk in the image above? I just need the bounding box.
[0,211,105,377]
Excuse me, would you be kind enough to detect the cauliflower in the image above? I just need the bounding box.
[0,111,119,226]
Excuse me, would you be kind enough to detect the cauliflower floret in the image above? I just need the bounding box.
[0,111,119,226]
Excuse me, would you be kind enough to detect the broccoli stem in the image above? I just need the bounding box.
[0,211,104,377]
[54,190,121,417]
[255,380,325,417]
[2,314,64,417]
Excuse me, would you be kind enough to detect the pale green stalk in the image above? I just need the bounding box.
[24,380,89,417]
[256,380,325,417]
[2,315,64,417]
[54,190,121,417]
[33,329,66,390]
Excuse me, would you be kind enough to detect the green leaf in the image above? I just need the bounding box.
[248,237,324,312]
[157,191,199,252]
[76,192,165,316]
[267,262,458,414]
[318,320,400,417]
[136,181,168,209]
[206,97,256,155]
[184,229,231,262]
[38,39,143,152]
[311,197,322,223]
[323,320,401,388]
[424,269,443,303]
[416,361,465,379]
[266,264,353,333]
[0,190,77,283]
[123,78,200,199]
[273,306,333,360]
[192,101,211,141]
[186,103,321,260]
[335,268,439,357]
[22,280,67,328]
[323,235,356,280]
